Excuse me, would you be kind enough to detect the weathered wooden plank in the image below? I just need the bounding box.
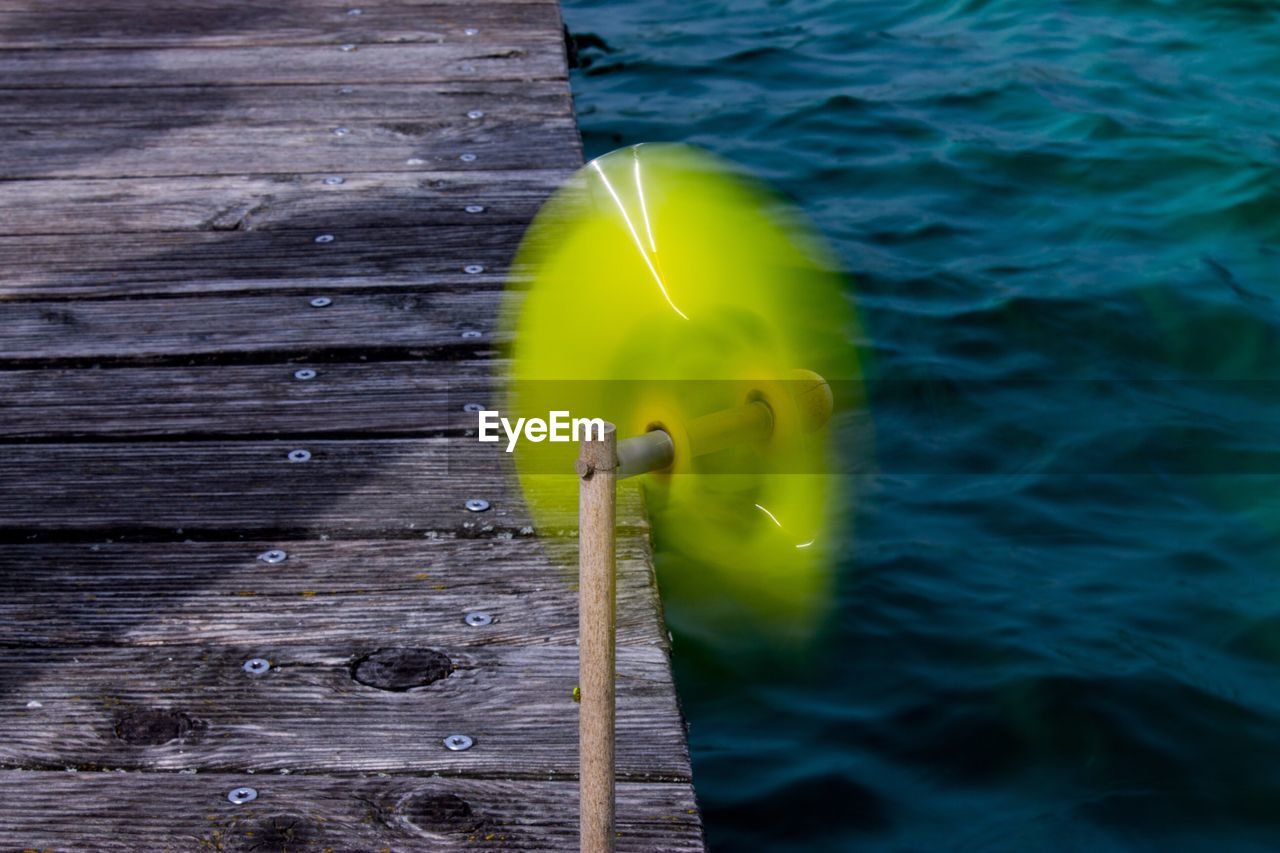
[0,0,704,844]
[0,537,666,647]
[0,644,689,779]
[0,292,513,362]
[0,0,556,6]
[0,0,554,8]
[0,440,644,536]
[0,171,566,235]
[0,772,704,852]
[0,81,571,126]
[0,361,496,436]
[0,3,561,50]
[0,44,564,89]
[0,225,522,297]
[0,118,581,179]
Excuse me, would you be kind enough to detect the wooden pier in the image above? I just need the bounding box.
[0,1,704,849]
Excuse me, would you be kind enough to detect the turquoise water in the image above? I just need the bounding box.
[562,1,1280,850]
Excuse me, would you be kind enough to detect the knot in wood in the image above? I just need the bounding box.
[113,707,203,745]
[401,793,482,834]
[225,814,324,852]
[351,647,453,691]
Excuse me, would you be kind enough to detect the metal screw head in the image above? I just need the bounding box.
[464,205,485,214]
[294,368,317,381]
[339,43,357,52]
[465,498,490,513]
[464,611,493,627]
[466,110,485,119]
[309,296,332,308]
[288,449,312,463]
[443,734,474,751]
[460,330,482,339]
[332,127,350,137]
[314,234,335,244]
[323,176,345,185]
[258,549,287,564]
[242,659,270,676]
[464,264,484,274]
[228,787,258,804]
[463,403,484,413]
[459,153,477,162]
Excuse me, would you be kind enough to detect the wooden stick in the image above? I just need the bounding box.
[577,422,618,853]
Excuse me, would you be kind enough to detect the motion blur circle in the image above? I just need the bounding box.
[502,143,863,638]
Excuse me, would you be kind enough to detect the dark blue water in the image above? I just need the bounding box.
[562,1,1280,849]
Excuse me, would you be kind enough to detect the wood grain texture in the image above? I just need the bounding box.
[0,170,567,235]
[0,0,703,845]
[0,292,515,362]
[0,0,556,6]
[0,772,704,852]
[0,537,667,647]
[0,439,647,536]
[0,117,582,179]
[579,425,620,852]
[0,643,689,779]
[0,81,570,126]
[0,44,565,89]
[0,360,495,436]
[0,225,522,297]
[0,3,562,50]
[0,0,555,9]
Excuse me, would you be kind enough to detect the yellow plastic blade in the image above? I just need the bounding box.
[502,143,866,639]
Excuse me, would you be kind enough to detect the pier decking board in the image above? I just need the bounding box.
[0,171,568,235]
[0,360,494,435]
[0,45,567,88]
[0,773,704,853]
[0,3,564,50]
[0,225,525,296]
[0,1,704,849]
[0,82,571,126]
[0,121,583,179]
[0,293,507,362]
[0,538,667,648]
[0,645,688,778]
[0,440,648,535]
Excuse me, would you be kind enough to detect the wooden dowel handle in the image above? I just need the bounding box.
[578,422,617,853]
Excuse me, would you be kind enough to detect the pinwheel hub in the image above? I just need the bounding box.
[616,368,834,478]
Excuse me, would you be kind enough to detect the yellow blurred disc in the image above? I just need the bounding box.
[501,143,863,636]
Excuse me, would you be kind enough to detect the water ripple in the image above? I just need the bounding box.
[565,0,1280,848]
